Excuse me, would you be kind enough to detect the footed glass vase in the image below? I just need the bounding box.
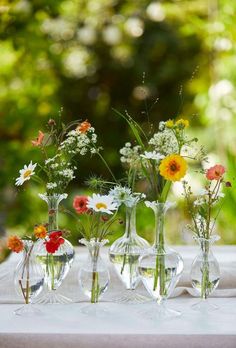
[36,193,75,304]
[14,240,44,316]
[109,202,150,303]
[138,202,184,319]
[191,235,220,312]
[79,239,109,315]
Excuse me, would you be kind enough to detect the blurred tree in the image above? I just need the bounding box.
[0,0,235,243]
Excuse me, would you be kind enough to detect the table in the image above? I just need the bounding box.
[0,246,236,348]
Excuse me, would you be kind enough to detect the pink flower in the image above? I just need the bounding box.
[73,196,89,214]
[206,164,225,181]
[31,131,44,146]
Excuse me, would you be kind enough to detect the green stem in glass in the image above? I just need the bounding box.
[153,203,166,297]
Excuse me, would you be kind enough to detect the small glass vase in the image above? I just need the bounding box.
[35,193,75,304]
[14,240,44,316]
[138,201,184,319]
[109,202,150,303]
[191,235,220,312]
[79,239,109,316]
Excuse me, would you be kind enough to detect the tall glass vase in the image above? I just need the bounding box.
[109,202,150,303]
[14,240,44,316]
[138,201,184,319]
[191,235,220,312]
[35,193,75,304]
[79,239,110,316]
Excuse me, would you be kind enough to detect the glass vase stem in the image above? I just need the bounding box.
[153,204,166,296]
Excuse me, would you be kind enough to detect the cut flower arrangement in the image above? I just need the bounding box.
[73,193,119,303]
[8,109,231,317]
[183,164,230,309]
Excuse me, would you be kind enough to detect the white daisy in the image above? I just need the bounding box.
[15,161,37,186]
[87,194,118,215]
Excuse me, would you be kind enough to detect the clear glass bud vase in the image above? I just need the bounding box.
[79,239,110,316]
[14,240,44,316]
[138,201,184,319]
[109,202,150,304]
[191,235,220,312]
[35,193,75,304]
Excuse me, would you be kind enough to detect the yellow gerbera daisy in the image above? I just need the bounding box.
[176,119,189,128]
[159,154,187,181]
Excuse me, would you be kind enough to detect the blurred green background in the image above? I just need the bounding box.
[0,0,236,246]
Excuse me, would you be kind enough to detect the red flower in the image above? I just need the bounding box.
[44,230,65,254]
[206,164,225,181]
[73,195,89,214]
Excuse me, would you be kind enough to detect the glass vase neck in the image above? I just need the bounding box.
[146,201,173,250]
[194,235,220,254]
[124,203,137,238]
[39,193,68,232]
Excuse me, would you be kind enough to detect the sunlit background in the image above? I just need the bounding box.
[0,0,236,248]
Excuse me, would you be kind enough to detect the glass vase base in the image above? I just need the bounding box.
[34,292,72,304]
[192,299,218,313]
[141,302,181,321]
[80,303,110,318]
[14,304,42,317]
[113,291,152,305]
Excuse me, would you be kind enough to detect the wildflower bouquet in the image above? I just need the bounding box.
[73,193,118,303]
[183,164,230,302]
[15,118,99,195]
[183,164,229,240]
[117,111,206,307]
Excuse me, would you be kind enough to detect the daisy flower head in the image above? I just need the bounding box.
[175,119,189,129]
[87,194,118,215]
[15,161,37,186]
[159,154,187,182]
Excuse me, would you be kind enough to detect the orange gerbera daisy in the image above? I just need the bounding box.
[76,120,91,134]
[31,130,44,146]
[159,154,187,181]
[34,225,47,239]
[7,235,24,253]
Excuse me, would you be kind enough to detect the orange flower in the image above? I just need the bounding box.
[7,236,24,253]
[159,154,187,181]
[34,225,47,239]
[206,164,225,181]
[31,131,44,146]
[76,120,91,134]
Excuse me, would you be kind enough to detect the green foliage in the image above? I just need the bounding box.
[0,0,236,244]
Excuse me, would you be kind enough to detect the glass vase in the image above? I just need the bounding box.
[138,201,184,319]
[109,202,150,303]
[14,240,44,316]
[35,193,75,304]
[191,235,220,312]
[79,239,109,316]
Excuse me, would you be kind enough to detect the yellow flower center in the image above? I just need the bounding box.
[96,202,107,210]
[23,170,32,178]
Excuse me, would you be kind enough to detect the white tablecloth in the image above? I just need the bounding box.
[0,246,236,348]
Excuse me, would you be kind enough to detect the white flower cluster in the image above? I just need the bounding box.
[140,151,164,161]
[193,190,225,207]
[59,127,97,156]
[148,129,179,155]
[109,185,145,207]
[45,155,77,193]
[120,142,141,165]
